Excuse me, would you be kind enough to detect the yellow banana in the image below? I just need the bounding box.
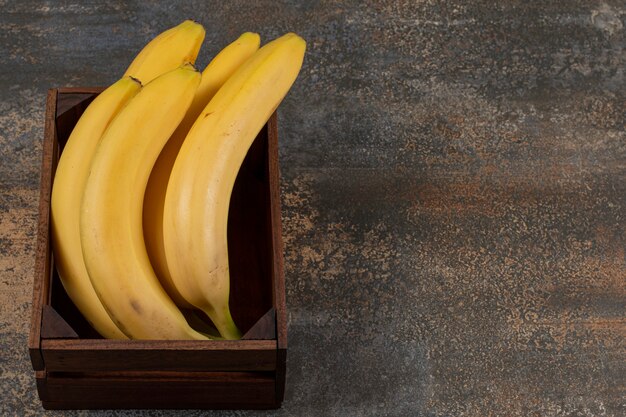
[163,33,306,340]
[51,77,141,339]
[143,32,260,309]
[80,65,208,340]
[124,20,205,84]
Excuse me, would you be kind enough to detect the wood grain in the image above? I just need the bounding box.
[29,89,57,371]
[37,370,277,409]
[40,339,278,372]
[266,114,288,404]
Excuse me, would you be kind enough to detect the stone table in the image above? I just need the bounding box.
[1,1,624,416]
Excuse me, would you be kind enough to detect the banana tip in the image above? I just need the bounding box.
[241,31,260,38]
[180,19,205,34]
[282,32,306,45]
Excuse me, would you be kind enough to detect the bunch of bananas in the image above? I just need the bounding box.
[50,21,306,340]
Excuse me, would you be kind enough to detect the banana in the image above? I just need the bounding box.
[80,65,208,340]
[143,32,260,309]
[163,33,306,340]
[124,20,205,85]
[51,77,141,339]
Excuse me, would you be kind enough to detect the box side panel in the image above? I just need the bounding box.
[38,371,278,410]
[228,120,275,335]
[29,89,58,371]
[56,87,105,95]
[266,113,288,404]
[41,339,278,372]
[266,113,287,349]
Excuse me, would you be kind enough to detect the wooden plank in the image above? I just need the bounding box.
[38,370,277,409]
[266,113,288,404]
[47,370,272,378]
[35,370,47,403]
[29,88,57,371]
[267,113,287,351]
[56,86,105,95]
[41,401,278,411]
[41,339,278,372]
[276,347,287,405]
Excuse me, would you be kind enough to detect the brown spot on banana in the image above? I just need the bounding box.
[129,299,143,314]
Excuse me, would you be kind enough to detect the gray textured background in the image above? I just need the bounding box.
[1,1,625,416]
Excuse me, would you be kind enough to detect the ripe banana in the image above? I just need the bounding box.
[124,20,205,85]
[80,65,208,340]
[51,77,141,339]
[163,33,306,340]
[143,32,261,309]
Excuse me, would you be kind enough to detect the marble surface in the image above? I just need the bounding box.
[1,1,624,416]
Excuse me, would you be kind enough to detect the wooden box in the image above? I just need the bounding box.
[28,88,287,410]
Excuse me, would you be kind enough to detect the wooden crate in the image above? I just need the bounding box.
[28,88,287,410]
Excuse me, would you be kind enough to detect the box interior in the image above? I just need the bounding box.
[49,91,275,339]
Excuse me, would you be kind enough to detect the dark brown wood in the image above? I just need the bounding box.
[267,114,287,350]
[242,308,276,340]
[267,113,287,405]
[55,91,101,153]
[49,265,102,338]
[276,347,287,404]
[228,117,275,334]
[46,370,270,378]
[35,370,47,403]
[56,93,97,118]
[41,339,277,372]
[30,88,287,409]
[56,86,105,94]
[266,114,288,404]
[37,370,277,409]
[41,306,79,339]
[40,401,276,411]
[29,89,57,371]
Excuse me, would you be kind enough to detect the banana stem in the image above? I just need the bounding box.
[205,307,242,340]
